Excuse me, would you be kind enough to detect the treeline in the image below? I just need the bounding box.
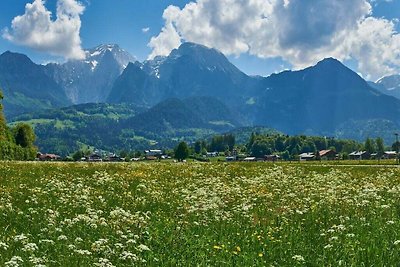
[195,132,400,160]
[246,134,361,159]
[0,90,36,160]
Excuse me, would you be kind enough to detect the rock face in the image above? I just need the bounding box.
[107,42,252,107]
[45,44,135,104]
[370,75,400,100]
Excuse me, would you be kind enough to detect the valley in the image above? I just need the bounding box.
[1,42,400,154]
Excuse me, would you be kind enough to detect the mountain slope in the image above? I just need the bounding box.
[123,96,240,134]
[46,44,135,104]
[107,42,252,107]
[250,58,400,135]
[0,51,71,118]
[10,97,240,155]
[370,75,400,100]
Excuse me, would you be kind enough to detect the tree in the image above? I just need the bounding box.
[0,89,8,141]
[251,139,272,158]
[392,141,400,153]
[13,123,36,148]
[72,150,84,161]
[281,150,290,161]
[364,138,375,154]
[174,141,190,162]
[194,140,203,154]
[376,137,385,160]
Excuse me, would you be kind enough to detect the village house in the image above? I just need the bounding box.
[88,153,102,162]
[206,152,219,157]
[108,154,123,162]
[349,151,370,160]
[299,152,315,161]
[225,156,236,162]
[383,151,398,159]
[319,149,337,160]
[144,150,162,159]
[37,153,61,161]
[265,154,281,162]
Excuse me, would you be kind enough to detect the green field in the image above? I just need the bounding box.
[1,162,400,266]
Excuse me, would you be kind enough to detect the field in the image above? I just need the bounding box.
[1,162,400,266]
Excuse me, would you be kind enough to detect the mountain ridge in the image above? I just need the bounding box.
[3,42,400,151]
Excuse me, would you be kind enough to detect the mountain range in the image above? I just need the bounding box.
[1,42,400,154]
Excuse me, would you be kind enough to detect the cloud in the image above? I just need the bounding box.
[2,0,85,60]
[142,27,150,33]
[148,5,182,59]
[149,0,400,80]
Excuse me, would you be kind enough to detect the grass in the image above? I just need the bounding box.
[1,161,400,266]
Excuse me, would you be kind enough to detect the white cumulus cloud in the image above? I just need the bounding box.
[2,0,85,60]
[149,0,400,80]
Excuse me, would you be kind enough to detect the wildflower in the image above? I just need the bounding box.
[0,241,9,250]
[292,255,305,262]
[213,245,222,250]
[387,220,395,225]
[94,258,115,267]
[120,251,138,261]
[22,242,38,252]
[5,256,24,267]
[74,249,92,255]
[58,235,68,241]
[258,253,263,257]
[13,234,28,242]
[138,244,151,251]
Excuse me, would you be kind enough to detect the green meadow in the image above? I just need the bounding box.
[1,161,400,266]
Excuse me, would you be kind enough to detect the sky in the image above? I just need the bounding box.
[0,0,400,81]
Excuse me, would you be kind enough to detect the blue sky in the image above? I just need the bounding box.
[1,0,400,80]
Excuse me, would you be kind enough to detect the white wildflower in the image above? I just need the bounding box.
[57,235,68,241]
[94,258,115,267]
[0,241,9,250]
[292,255,305,262]
[5,256,24,267]
[74,249,92,255]
[22,242,38,252]
[138,244,151,251]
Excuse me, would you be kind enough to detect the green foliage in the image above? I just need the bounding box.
[174,141,190,161]
[2,161,400,265]
[209,134,235,152]
[393,141,400,153]
[72,150,84,161]
[364,138,375,156]
[0,89,37,160]
[244,133,362,158]
[194,140,207,155]
[0,88,8,141]
[13,123,35,148]
[376,137,385,158]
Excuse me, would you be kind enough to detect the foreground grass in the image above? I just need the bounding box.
[1,162,400,266]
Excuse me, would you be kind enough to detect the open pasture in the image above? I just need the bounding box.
[1,162,400,266]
